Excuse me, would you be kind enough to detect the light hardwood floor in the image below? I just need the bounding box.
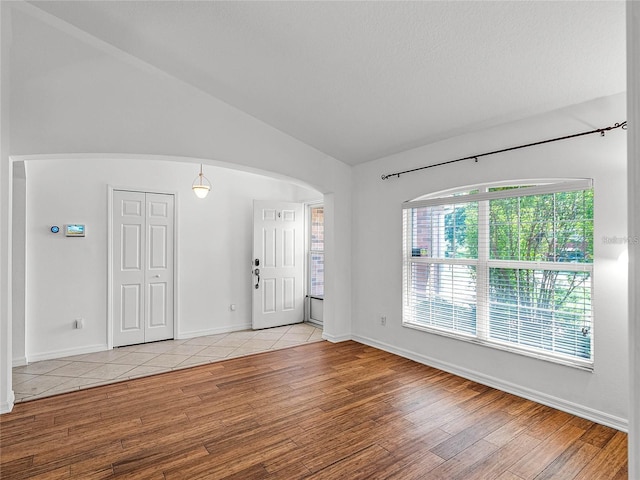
[0,341,627,479]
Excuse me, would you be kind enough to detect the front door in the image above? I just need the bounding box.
[252,201,304,329]
[113,190,175,347]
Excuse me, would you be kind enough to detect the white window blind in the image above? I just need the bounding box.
[402,180,594,368]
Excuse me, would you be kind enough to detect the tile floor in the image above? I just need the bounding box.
[13,322,323,403]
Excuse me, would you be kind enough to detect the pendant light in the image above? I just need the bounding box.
[192,164,211,199]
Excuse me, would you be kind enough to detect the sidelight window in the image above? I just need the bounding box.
[309,205,324,298]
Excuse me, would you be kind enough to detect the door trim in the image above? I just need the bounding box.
[107,185,180,349]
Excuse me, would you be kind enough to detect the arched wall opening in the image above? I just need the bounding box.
[1,1,354,413]
[10,154,326,368]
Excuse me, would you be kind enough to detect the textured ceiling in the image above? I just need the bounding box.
[29,1,626,165]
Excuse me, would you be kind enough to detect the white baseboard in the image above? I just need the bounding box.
[27,344,108,363]
[177,323,252,340]
[12,356,27,367]
[352,334,628,432]
[322,332,352,343]
[0,391,15,414]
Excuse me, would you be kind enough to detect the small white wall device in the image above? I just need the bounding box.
[65,224,85,237]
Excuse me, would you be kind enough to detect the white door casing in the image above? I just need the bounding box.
[112,191,174,347]
[252,201,304,329]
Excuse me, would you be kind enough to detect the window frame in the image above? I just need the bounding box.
[402,179,594,370]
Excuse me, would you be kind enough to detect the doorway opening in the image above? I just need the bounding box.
[10,155,325,404]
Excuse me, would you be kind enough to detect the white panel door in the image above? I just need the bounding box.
[252,201,304,329]
[113,191,146,347]
[145,193,174,342]
[113,191,174,347]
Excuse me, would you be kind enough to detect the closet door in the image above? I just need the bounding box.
[144,193,174,342]
[113,191,174,347]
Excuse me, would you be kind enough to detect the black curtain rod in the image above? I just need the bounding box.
[381,120,627,180]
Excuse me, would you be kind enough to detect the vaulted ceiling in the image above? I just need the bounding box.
[29,1,626,165]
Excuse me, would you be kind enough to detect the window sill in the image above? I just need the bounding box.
[402,320,594,372]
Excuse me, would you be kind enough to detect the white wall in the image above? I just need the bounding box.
[22,158,320,361]
[11,162,25,365]
[0,1,14,413]
[1,2,352,411]
[627,1,640,475]
[351,93,629,429]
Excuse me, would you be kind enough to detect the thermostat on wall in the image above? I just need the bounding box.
[65,224,85,237]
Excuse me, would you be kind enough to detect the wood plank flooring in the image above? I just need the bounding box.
[0,341,627,479]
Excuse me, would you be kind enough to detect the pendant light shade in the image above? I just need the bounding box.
[192,164,211,199]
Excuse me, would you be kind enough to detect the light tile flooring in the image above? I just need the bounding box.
[13,323,323,403]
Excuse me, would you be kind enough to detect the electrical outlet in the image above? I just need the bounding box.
[230,304,236,312]
[380,315,387,326]
[74,318,84,329]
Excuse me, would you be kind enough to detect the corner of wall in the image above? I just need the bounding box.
[627,1,640,476]
[0,1,14,414]
[0,390,14,415]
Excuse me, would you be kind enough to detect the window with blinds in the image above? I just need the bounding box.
[402,180,594,368]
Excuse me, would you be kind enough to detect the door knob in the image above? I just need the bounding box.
[154,274,160,278]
